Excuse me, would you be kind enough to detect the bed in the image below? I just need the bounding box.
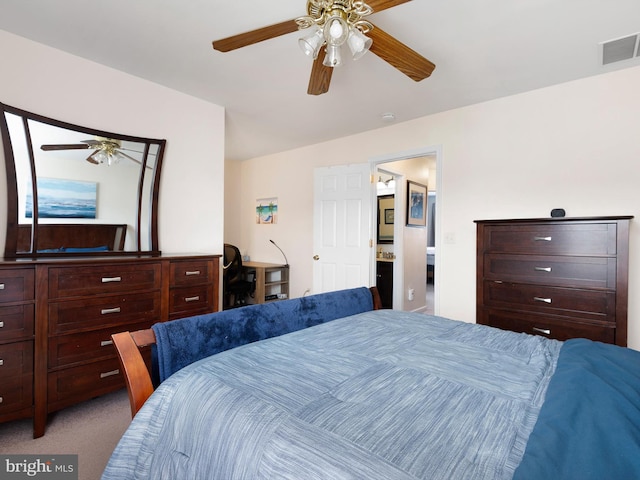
[102,290,640,480]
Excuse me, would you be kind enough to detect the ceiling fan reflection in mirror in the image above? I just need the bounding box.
[41,137,145,166]
[212,0,435,95]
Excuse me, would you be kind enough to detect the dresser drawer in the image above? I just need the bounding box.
[481,223,617,255]
[169,285,215,318]
[170,259,213,287]
[0,341,34,378]
[47,357,124,408]
[48,321,153,368]
[484,254,616,288]
[0,374,33,416]
[483,281,616,322]
[0,304,34,342]
[0,268,35,303]
[48,263,161,299]
[49,291,161,334]
[479,308,615,343]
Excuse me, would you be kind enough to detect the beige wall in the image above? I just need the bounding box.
[230,65,640,350]
[0,30,225,256]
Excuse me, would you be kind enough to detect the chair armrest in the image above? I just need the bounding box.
[111,330,156,417]
[370,286,383,310]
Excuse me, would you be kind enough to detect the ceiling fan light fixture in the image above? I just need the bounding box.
[347,27,372,60]
[88,142,124,166]
[110,150,125,166]
[299,27,324,58]
[324,16,349,46]
[90,150,109,165]
[323,44,343,67]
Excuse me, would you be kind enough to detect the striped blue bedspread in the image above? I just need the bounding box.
[103,310,562,479]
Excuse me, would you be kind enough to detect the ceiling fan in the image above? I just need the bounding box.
[41,137,143,166]
[212,0,435,95]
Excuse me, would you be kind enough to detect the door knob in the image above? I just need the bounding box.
[313,255,319,261]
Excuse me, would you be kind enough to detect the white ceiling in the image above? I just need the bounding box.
[1,0,639,161]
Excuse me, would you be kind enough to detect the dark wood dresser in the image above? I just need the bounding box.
[0,266,35,423]
[0,253,220,437]
[475,216,632,346]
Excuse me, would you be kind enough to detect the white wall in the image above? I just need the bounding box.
[231,65,640,350]
[0,30,225,255]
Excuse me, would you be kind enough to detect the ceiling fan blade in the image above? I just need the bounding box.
[368,0,412,13]
[118,150,143,165]
[307,49,334,96]
[86,150,100,164]
[40,144,90,151]
[368,25,435,82]
[212,19,299,52]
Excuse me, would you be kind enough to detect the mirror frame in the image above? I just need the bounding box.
[377,194,394,244]
[1,102,165,258]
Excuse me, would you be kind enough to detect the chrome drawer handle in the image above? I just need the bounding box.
[533,236,552,241]
[101,307,121,315]
[533,297,552,304]
[0,359,4,366]
[533,327,551,335]
[185,296,200,302]
[100,340,113,347]
[101,276,122,283]
[0,397,3,404]
[0,321,4,329]
[0,283,4,290]
[100,369,120,379]
[185,270,201,276]
[534,267,552,272]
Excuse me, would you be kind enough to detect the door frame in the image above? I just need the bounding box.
[369,145,443,314]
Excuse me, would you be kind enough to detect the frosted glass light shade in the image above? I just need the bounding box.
[323,44,343,67]
[299,28,324,59]
[347,28,372,60]
[323,16,349,46]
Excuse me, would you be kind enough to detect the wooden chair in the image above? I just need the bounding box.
[111,329,157,417]
[112,286,383,417]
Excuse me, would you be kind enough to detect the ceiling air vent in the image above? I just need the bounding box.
[601,33,640,65]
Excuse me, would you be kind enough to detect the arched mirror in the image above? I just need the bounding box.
[1,103,165,257]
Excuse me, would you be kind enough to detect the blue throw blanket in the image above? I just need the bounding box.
[152,287,374,382]
[514,338,640,479]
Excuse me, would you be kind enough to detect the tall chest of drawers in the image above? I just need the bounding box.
[475,216,632,346]
[0,253,220,437]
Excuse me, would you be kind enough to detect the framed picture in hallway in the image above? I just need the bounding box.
[406,180,427,227]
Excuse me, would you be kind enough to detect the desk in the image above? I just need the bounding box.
[243,261,289,304]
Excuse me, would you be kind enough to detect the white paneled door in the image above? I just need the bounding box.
[313,164,372,293]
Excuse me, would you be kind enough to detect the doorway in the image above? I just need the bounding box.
[370,146,441,314]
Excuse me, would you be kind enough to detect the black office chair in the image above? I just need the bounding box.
[223,243,254,309]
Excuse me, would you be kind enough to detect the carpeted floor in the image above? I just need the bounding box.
[0,388,131,480]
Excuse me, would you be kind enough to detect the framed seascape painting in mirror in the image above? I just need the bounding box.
[0,102,166,257]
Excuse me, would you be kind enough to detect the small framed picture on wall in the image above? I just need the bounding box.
[406,180,427,227]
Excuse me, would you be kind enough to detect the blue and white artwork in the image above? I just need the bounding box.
[406,180,427,227]
[256,197,278,224]
[26,178,97,218]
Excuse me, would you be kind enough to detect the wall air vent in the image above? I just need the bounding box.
[601,33,640,65]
